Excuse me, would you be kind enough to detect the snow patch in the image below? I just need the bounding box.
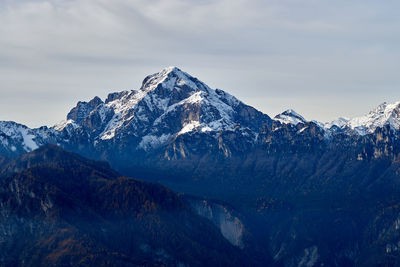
[21,129,38,151]
[178,121,201,135]
[138,134,172,150]
[298,126,308,133]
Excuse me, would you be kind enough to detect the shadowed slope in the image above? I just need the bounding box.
[0,145,251,266]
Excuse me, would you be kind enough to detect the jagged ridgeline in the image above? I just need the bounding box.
[1,67,400,266]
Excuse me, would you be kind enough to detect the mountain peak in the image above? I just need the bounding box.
[274,109,307,125]
[66,96,104,123]
[369,101,400,115]
[163,65,181,73]
[348,101,400,134]
[326,101,400,135]
[50,67,270,149]
[140,66,199,93]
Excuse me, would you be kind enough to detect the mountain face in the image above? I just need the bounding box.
[0,145,251,266]
[55,66,271,152]
[0,121,58,156]
[1,67,400,266]
[332,101,400,135]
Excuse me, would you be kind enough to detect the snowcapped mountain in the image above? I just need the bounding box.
[1,67,399,158]
[0,121,57,154]
[273,101,400,136]
[55,66,271,151]
[274,109,307,125]
[325,101,400,135]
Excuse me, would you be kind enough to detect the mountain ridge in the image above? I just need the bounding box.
[1,66,399,156]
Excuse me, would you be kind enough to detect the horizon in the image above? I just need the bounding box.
[1,0,400,127]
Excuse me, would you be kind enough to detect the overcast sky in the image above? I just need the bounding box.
[1,0,400,127]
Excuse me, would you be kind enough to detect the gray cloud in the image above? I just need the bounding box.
[1,0,400,127]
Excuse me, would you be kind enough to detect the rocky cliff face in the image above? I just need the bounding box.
[183,196,246,249]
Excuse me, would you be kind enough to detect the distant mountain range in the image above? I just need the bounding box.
[1,67,400,156]
[276,101,400,136]
[1,67,400,266]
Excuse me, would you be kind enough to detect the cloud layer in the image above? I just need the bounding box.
[1,0,400,127]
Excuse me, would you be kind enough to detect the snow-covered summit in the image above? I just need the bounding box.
[274,109,307,125]
[54,67,269,150]
[140,66,199,93]
[101,67,241,141]
[326,101,400,135]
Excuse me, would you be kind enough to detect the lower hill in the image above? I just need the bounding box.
[0,145,251,266]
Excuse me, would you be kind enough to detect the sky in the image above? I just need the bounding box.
[1,0,400,128]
